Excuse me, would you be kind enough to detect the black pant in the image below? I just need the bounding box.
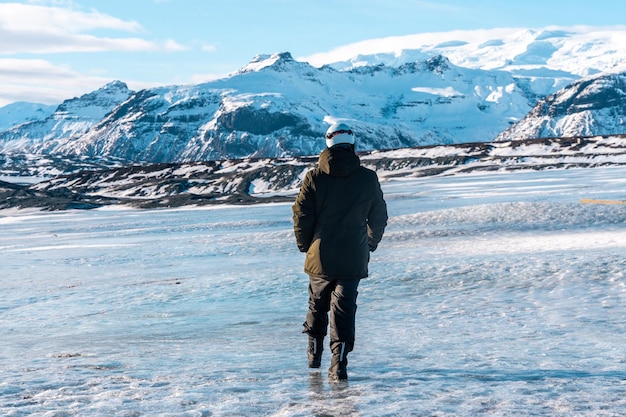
[303,276,360,354]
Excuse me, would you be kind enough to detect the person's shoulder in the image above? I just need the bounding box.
[357,165,380,179]
[302,167,327,186]
[306,166,324,178]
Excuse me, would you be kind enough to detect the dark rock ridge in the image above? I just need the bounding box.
[2,135,626,211]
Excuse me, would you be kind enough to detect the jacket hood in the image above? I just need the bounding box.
[318,146,360,177]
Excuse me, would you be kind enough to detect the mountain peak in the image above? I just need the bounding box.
[425,54,451,73]
[238,52,297,73]
[101,80,129,91]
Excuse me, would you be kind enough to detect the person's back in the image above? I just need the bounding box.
[294,144,386,279]
[292,122,387,381]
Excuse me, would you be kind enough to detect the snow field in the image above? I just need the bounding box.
[2,166,626,415]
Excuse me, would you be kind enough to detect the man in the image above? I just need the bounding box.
[292,121,388,381]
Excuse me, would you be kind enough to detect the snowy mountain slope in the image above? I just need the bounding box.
[1,26,626,175]
[0,52,535,162]
[496,72,626,140]
[0,81,132,152]
[305,26,626,80]
[304,25,626,136]
[0,102,56,132]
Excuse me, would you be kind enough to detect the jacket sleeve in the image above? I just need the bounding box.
[367,174,388,252]
[292,171,317,252]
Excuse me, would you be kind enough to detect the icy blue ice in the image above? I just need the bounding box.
[2,166,626,416]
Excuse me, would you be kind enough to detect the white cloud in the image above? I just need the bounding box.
[23,0,78,8]
[0,58,113,105]
[0,2,174,54]
[201,43,218,53]
[162,39,188,52]
[0,2,191,105]
[2,3,140,33]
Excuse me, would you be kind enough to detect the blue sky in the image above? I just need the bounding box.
[0,0,624,106]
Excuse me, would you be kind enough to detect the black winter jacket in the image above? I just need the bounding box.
[292,146,388,279]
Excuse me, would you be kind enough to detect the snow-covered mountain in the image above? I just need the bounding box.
[1,52,536,162]
[0,81,132,152]
[2,25,626,201]
[306,26,626,78]
[3,26,626,165]
[496,72,626,140]
[0,102,56,132]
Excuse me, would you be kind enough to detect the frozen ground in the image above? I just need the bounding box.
[2,166,626,416]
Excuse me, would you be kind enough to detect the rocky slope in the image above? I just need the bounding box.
[496,72,626,140]
[3,135,625,210]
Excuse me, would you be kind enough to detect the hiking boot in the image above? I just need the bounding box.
[307,336,324,368]
[328,342,348,381]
